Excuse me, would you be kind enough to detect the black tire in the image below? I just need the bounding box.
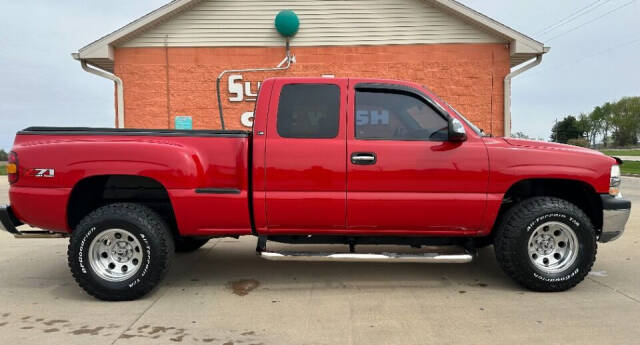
[494,197,596,292]
[174,237,209,252]
[67,203,174,301]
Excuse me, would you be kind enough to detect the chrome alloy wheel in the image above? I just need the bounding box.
[88,229,143,282]
[527,221,579,274]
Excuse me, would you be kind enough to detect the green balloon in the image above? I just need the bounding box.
[275,10,299,37]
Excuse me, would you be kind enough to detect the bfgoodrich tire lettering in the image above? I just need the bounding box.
[68,203,174,301]
[494,197,597,292]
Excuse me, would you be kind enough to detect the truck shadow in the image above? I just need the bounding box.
[163,240,519,295]
[39,239,521,302]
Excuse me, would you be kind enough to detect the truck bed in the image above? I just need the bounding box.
[10,126,253,235]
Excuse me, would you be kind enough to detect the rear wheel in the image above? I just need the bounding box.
[494,197,596,292]
[68,203,174,301]
[175,237,209,252]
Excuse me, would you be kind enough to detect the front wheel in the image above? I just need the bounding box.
[494,197,596,292]
[68,203,174,301]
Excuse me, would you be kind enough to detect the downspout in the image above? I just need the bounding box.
[503,50,548,137]
[72,54,125,128]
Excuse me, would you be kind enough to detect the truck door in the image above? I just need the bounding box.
[346,82,489,234]
[263,79,348,233]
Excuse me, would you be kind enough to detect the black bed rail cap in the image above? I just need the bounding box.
[19,127,250,138]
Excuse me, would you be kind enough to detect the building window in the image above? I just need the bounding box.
[355,90,448,141]
[277,84,340,139]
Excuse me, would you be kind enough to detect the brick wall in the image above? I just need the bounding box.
[114,43,510,136]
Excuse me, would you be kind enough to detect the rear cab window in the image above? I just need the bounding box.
[276,84,340,139]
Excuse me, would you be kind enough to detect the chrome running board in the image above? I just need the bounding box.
[259,251,474,263]
[12,231,68,239]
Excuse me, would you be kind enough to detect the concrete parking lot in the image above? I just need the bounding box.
[0,178,639,345]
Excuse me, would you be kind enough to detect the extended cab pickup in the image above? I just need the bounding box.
[0,77,631,300]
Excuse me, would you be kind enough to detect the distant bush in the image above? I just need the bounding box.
[567,138,590,148]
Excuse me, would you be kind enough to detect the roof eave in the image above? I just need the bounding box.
[427,0,547,58]
[74,0,548,70]
[75,0,201,61]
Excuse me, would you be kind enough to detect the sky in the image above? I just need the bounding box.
[1,0,639,150]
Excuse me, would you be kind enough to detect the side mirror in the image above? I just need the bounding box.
[448,118,467,142]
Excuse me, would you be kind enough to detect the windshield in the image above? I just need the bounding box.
[422,86,487,137]
[448,105,485,136]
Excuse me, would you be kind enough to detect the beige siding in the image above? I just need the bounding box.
[119,0,504,48]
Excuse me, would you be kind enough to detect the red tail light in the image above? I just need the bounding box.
[7,151,18,184]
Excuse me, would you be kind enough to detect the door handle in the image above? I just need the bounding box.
[351,152,377,165]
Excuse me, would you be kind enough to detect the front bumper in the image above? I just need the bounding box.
[599,195,631,243]
[0,205,23,235]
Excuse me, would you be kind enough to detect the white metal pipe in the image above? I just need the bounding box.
[503,54,544,137]
[75,58,125,128]
[215,46,295,130]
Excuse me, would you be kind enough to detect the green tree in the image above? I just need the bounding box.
[588,106,605,147]
[577,113,596,147]
[550,115,584,144]
[610,97,640,146]
[599,102,614,147]
[0,149,8,161]
[559,96,640,148]
[513,131,532,139]
[567,138,589,147]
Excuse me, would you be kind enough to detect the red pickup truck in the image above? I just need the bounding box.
[0,77,631,300]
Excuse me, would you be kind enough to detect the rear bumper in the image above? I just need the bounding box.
[0,205,23,235]
[599,195,631,243]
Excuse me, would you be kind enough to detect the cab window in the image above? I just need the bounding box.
[277,84,340,139]
[355,89,448,140]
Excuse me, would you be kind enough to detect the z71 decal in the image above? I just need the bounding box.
[28,168,55,178]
